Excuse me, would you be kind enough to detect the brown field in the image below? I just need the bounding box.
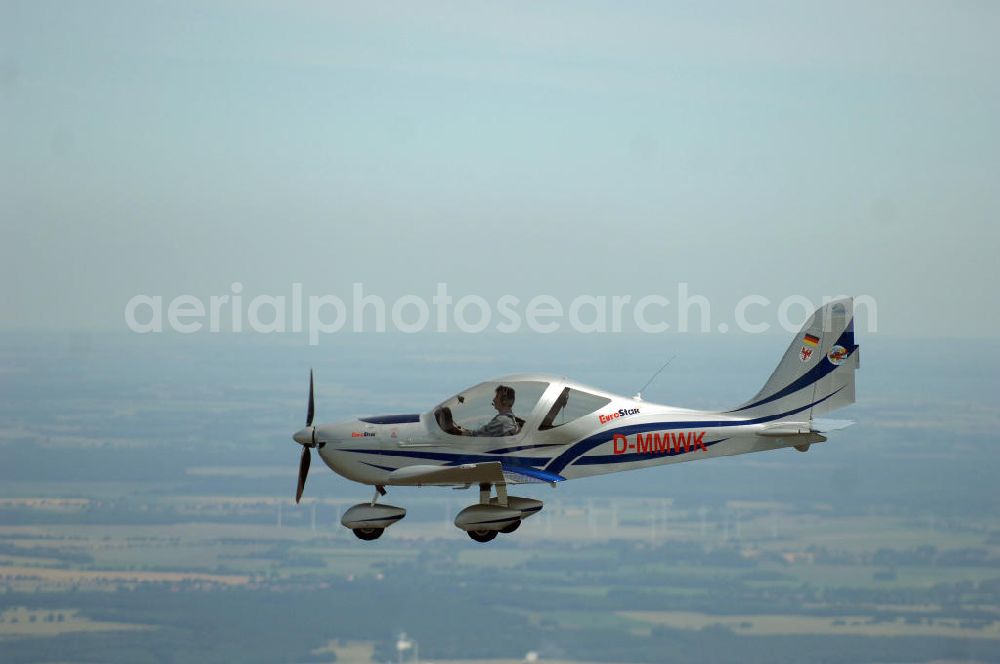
[0,566,250,586]
[622,610,1000,640]
[312,639,375,663]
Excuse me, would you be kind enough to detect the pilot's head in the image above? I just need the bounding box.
[492,385,515,411]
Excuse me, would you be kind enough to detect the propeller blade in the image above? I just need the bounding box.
[295,445,311,504]
[306,369,315,427]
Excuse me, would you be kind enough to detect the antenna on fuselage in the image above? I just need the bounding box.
[634,354,677,401]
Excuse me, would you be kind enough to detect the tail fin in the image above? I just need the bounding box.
[730,298,859,420]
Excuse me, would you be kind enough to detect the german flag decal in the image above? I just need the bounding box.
[802,333,820,348]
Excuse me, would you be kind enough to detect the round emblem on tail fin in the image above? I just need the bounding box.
[827,345,849,365]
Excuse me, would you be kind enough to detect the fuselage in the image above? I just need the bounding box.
[308,373,825,488]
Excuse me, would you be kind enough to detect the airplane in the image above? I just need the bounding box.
[291,298,859,543]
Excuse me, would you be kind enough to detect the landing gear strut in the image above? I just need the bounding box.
[479,482,508,506]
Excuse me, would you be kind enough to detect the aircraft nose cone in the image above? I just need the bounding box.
[293,427,313,446]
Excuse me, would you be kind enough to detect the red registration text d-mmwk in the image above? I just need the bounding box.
[612,431,707,455]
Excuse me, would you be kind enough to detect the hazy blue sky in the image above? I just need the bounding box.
[2,1,998,336]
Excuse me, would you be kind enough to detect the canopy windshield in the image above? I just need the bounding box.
[433,380,549,438]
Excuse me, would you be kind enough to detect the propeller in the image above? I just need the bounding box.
[296,444,311,504]
[306,369,315,429]
[294,369,317,504]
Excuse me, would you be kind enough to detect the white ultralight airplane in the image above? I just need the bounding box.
[292,298,859,542]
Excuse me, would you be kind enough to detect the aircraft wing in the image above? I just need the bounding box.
[388,462,506,486]
[387,462,565,487]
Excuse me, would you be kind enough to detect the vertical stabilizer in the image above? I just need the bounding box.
[730,298,859,420]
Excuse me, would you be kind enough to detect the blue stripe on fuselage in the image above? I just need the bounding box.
[339,447,551,468]
[544,388,842,474]
[360,461,398,472]
[486,443,565,455]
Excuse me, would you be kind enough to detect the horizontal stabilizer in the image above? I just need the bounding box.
[811,418,855,433]
[757,421,814,437]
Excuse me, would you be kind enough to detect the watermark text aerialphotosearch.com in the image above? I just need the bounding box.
[124,282,877,345]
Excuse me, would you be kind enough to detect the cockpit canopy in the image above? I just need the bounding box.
[434,380,548,437]
[432,377,612,438]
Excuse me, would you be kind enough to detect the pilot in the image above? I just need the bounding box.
[463,385,519,437]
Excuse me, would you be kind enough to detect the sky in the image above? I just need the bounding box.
[2,1,998,337]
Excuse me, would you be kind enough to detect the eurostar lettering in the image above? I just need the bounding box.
[612,431,707,455]
[598,407,640,425]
